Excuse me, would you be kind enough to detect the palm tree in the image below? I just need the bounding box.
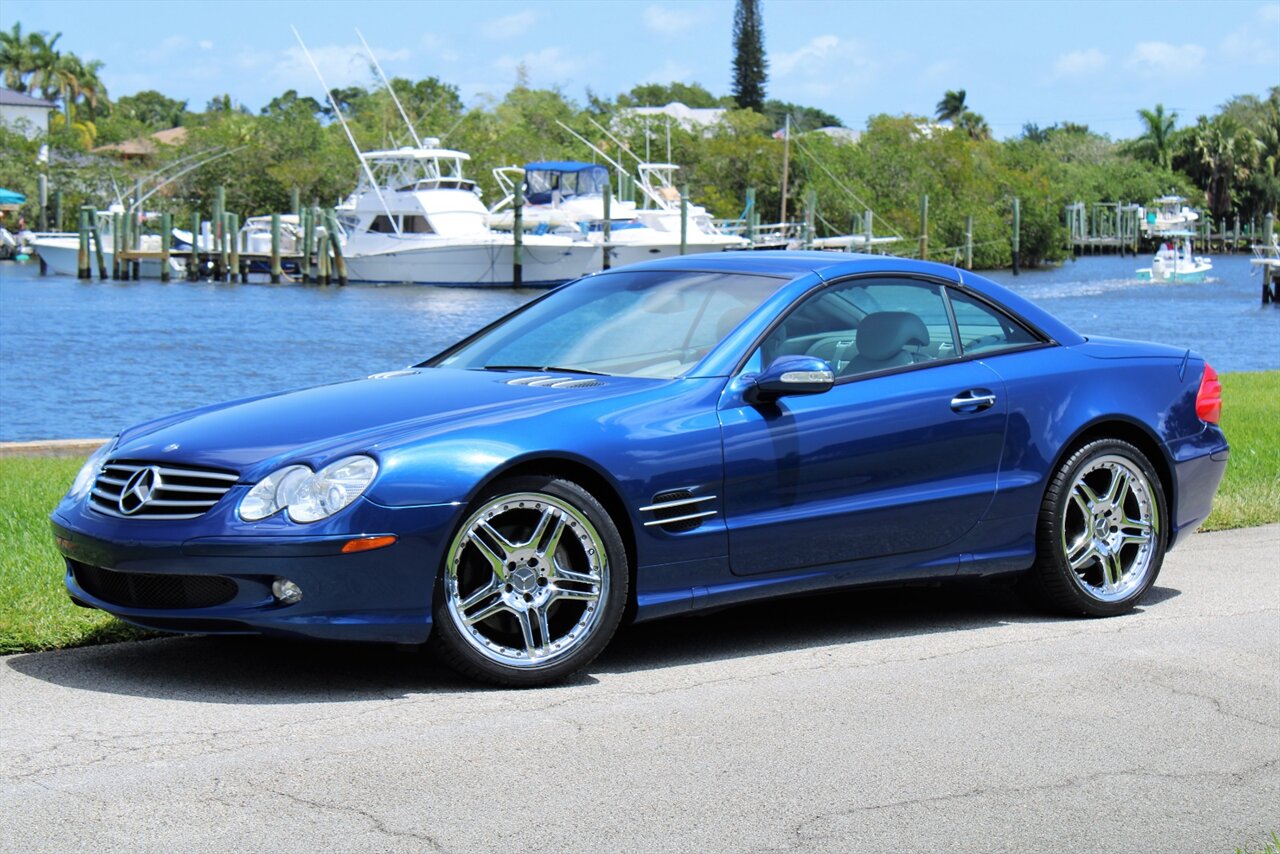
[1192,115,1258,219]
[935,89,966,124]
[1136,103,1178,170]
[0,23,44,92]
[957,110,991,141]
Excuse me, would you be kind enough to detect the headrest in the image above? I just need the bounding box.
[855,311,930,361]
[716,306,751,340]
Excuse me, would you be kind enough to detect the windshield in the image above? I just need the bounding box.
[431,270,785,378]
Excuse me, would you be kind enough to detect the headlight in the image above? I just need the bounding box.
[238,455,378,523]
[288,456,379,523]
[67,439,116,501]
[238,465,311,521]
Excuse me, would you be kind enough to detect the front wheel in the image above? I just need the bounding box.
[1027,439,1167,616]
[429,475,628,686]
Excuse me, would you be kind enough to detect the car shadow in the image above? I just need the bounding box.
[598,581,1182,674]
[5,582,1181,704]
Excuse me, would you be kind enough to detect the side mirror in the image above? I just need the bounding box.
[746,355,835,404]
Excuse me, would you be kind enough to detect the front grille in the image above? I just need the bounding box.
[72,562,238,609]
[89,460,239,520]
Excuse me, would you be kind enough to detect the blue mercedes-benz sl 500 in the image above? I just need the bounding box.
[51,252,1229,686]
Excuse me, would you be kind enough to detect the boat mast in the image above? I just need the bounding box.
[291,26,400,235]
[355,28,423,149]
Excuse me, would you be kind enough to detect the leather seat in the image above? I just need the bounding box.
[842,311,930,375]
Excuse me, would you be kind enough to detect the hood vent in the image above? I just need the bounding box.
[506,376,605,389]
[639,490,718,533]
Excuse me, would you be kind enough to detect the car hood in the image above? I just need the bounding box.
[113,368,658,475]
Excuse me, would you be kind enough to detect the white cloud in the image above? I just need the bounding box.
[1053,48,1107,78]
[1125,41,1205,77]
[772,35,840,78]
[920,60,954,81]
[273,44,409,92]
[481,11,538,40]
[643,5,699,35]
[493,46,584,82]
[198,40,214,51]
[769,35,877,102]
[1260,2,1280,24]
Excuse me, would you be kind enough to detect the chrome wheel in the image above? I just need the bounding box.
[443,491,609,669]
[1060,454,1160,603]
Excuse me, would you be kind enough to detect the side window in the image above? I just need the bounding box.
[756,279,958,378]
[947,289,1040,355]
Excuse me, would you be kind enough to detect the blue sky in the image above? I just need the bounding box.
[8,0,1280,139]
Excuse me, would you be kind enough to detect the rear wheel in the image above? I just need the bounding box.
[1027,439,1167,616]
[429,475,628,686]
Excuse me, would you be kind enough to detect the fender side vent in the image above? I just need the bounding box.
[640,490,718,533]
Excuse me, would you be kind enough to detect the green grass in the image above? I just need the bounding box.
[0,457,152,654]
[1202,371,1280,531]
[1236,831,1280,854]
[1,370,1276,655]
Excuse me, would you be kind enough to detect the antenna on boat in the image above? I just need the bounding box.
[355,27,422,149]
[291,25,400,235]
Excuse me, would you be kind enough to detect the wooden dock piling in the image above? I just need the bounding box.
[111,211,122,280]
[88,214,107,280]
[189,213,200,280]
[326,211,348,286]
[270,213,282,284]
[227,213,241,282]
[76,208,89,279]
[160,212,172,283]
[317,232,331,285]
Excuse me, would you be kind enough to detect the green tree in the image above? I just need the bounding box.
[1135,103,1177,170]
[261,89,324,118]
[731,0,767,111]
[0,23,59,93]
[935,89,966,123]
[763,99,842,132]
[115,90,188,128]
[619,81,724,109]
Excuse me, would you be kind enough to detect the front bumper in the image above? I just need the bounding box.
[51,497,462,644]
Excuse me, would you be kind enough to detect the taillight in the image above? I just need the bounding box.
[1195,363,1222,424]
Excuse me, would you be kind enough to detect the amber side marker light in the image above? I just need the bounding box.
[341,535,398,554]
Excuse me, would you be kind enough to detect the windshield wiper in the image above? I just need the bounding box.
[481,365,609,376]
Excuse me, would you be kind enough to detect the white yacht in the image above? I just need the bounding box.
[1140,195,1200,235]
[331,145,600,286]
[486,160,748,266]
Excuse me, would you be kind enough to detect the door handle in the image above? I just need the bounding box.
[950,389,997,412]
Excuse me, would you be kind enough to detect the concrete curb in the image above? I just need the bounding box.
[0,439,108,458]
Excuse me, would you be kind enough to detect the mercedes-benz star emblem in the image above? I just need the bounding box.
[119,466,163,515]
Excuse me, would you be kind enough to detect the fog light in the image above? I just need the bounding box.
[272,578,303,604]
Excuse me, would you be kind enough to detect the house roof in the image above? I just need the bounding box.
[92,126,188,157]
[0,88,57,109]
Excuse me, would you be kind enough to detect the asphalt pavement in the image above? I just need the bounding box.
[2,525,1277,853]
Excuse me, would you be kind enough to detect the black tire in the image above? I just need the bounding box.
[1025,438,1168,617]
[428,475,628,687]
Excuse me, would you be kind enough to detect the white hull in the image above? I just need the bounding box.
[606,237,744,267]
[31,236,183,279]
[342,237,602,286]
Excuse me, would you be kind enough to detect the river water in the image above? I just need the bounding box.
[1,254,1276,441]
